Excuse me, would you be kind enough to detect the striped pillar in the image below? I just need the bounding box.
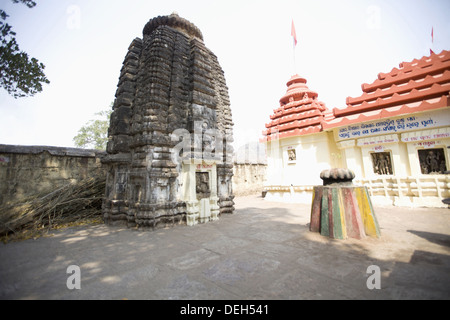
[310,186,380,240]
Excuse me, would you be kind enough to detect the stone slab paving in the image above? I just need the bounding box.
[0,195,449,300]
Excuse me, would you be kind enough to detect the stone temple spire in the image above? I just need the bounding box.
[103,14,235,229]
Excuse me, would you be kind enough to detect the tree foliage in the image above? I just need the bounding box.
[73,109,112,150]
[0,0,50,98]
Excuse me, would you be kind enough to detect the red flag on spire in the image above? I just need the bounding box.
[291,19,297,47]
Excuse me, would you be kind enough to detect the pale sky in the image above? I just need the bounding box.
[0,0,449,151]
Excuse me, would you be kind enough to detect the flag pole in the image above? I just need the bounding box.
[293,36,297,74]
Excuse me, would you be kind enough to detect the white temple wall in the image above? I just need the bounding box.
[264,132,338,203]
[264,109,450,207]
[332,110,450,208]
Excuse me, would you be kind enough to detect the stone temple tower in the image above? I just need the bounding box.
[103,13,234,229]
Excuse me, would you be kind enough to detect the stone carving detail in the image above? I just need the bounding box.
[196,172,210,199]
[103,13,234,229]
[419,148,447,174]
[287,149,296,161]
[371,152,393,175]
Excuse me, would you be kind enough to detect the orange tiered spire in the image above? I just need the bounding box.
[262,74,328,141]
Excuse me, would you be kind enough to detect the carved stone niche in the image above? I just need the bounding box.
[196,172,211,200]
[181,160,220,226]
[418,148,447,174]
[287,149,296,162]
[371,152,393,175]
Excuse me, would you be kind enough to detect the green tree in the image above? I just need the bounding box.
[0,0,50,98]
[73,109,112,150]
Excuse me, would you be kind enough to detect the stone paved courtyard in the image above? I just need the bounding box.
[0,195,449,300]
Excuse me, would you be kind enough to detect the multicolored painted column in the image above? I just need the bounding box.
[310,169,380,240]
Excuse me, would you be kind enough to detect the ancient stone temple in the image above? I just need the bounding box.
[103,13,234,228]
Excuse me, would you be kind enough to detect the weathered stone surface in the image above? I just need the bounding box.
[233,163,267,196]
[103,13,234,228]
[0,145,106,206]
[320,168,355,186]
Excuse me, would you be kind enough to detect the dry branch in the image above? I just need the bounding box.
[0,173,105,240]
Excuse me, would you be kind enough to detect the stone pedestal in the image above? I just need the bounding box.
[310,168,380,239]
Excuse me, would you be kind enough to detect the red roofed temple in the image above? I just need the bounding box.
[262,50,450,207]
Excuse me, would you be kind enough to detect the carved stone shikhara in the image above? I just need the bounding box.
[103,13,234,229]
